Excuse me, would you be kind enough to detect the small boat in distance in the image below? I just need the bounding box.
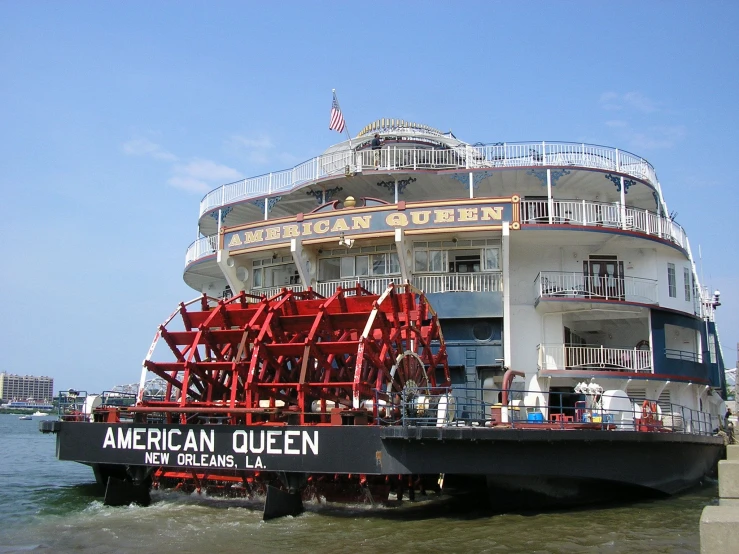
[32,411,49,417]
[18,416,32,420]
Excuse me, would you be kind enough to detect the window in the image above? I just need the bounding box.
[667,263,676,298]
[340,257,354,278]
[708,333,716,364]
[356,256,369,276]
[414,248,446,272]
[252,258,299,288]
[683,267,691,301]
[319,249,400,280]
[319,257,341,280]
[413,239,500,274]
[484,247,500,270]
[388,252,400,274]
[372,253,387,275]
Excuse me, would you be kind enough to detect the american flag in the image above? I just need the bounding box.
[329,92,345,133]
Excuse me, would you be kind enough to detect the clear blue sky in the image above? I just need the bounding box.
[1,1,737,393]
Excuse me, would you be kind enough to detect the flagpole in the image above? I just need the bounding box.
[332,89,353,149]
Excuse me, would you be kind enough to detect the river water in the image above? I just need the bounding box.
[0,413,717,553]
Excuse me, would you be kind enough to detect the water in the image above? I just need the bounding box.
[0,414,717,553]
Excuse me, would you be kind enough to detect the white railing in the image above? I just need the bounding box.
[200,142,657,217]
[185,235,218,265]
[412,272,502,293]
[250,284,305,298]
[537,344,653,373]
[520,199,686,248]
[315,276,404,297]
[534,271,659,304]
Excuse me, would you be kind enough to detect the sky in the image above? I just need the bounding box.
[1,1,738,394]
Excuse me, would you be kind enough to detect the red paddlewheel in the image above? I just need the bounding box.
[137,284,449,424]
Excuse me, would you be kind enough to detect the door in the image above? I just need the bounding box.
[584,258,624,300]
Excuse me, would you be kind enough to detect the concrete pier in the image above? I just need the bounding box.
[700,444,739,553]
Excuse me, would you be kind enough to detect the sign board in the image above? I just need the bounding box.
[222,196,520,253]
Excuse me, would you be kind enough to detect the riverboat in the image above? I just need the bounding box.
[41,119,728,517]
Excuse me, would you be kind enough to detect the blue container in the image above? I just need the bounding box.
[527,412,544,423]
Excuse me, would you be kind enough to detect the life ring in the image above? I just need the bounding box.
[641,400,657,421]
[636,340,650,350]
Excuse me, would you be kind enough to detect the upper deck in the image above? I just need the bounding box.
[198,139,660,229]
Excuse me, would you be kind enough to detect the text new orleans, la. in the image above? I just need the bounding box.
[102,427,319,470]
[226,204,507,249]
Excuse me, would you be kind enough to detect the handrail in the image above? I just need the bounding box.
[521,199,686,248]
[185,235,218,265]
[665,348,703,363]
[315,277,403,297]
[534,271,659,304]
[376,386,719,436]
[537,344,653,373]
[199,141,658,217]
[250,284,305,298]
[413,272,502,293]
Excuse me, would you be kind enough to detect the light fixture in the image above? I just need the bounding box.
[338,233,355,248]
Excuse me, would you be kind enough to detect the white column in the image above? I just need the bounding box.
[469,172,474,199]
[395,228,409,283]
[547,169,553,224]
[216,250,246,293]
[502,221,511,369]
[290,239,312,287]
[620,176,627,229]
[648,309,654,372]
[394,179,399,204]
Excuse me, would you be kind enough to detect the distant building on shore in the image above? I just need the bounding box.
[0,372,54,404]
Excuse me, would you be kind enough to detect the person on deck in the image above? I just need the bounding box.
[724,409,735,444]
[371,133,382,169]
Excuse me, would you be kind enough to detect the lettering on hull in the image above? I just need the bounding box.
[100,426,319,470]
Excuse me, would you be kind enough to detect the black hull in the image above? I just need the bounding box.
[52,422,723,507]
